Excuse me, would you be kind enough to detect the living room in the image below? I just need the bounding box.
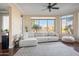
[1,3,79,56]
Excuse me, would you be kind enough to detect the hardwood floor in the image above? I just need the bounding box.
[0,41,79,56]
[0,43,19,56]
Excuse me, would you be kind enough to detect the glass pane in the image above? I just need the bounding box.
[66,17,73,26]
[35,20,39,25]
[62,18,67,34]
[48,20,55,32]
[39,20,47,32]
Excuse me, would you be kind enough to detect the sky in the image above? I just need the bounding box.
[36,19,55,26]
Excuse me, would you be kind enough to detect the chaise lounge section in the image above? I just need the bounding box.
[19,38,38,47]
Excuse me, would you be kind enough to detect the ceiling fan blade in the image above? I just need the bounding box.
[52,3,57,6]
[52,7,59,9]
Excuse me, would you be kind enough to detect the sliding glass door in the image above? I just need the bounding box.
[32,19,55,32]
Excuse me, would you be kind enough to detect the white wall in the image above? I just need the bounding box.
[55,16,62,39]
[73,12,78,36]
[12,14,22,36]
[78,12,79,36]
[9,5,22,48]
[23,16,32,32]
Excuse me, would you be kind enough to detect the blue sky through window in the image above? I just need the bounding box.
[39,20,47,26]
[37,19,55,26]
[48,20,55,26]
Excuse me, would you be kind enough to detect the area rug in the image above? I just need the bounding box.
[14,42,79,56]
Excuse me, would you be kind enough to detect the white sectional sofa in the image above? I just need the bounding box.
[26,32,59,42]
[19,32,59,47]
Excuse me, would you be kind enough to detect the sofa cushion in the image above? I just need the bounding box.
[37,36,59,42]
[48,32,57,36]
[34,32,48,37]
[28,32,34,37]
[43,32,48,36]
[34,32,42,37]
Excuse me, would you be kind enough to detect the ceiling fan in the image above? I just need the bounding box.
[43,3,59,12]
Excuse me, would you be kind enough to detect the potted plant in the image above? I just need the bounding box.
[25,26,28,32]
[4,29,9,33]
[2,29,9,35]
[32,24,41,32]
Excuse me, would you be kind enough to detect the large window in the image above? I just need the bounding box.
[61,15,73,35]
[2,16,9,31]
[32,19,55,32]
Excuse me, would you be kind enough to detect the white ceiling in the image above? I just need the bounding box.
[0,3,79,16]
[15,3,79,16]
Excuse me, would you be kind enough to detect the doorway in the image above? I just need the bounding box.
[0,8,9,49]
